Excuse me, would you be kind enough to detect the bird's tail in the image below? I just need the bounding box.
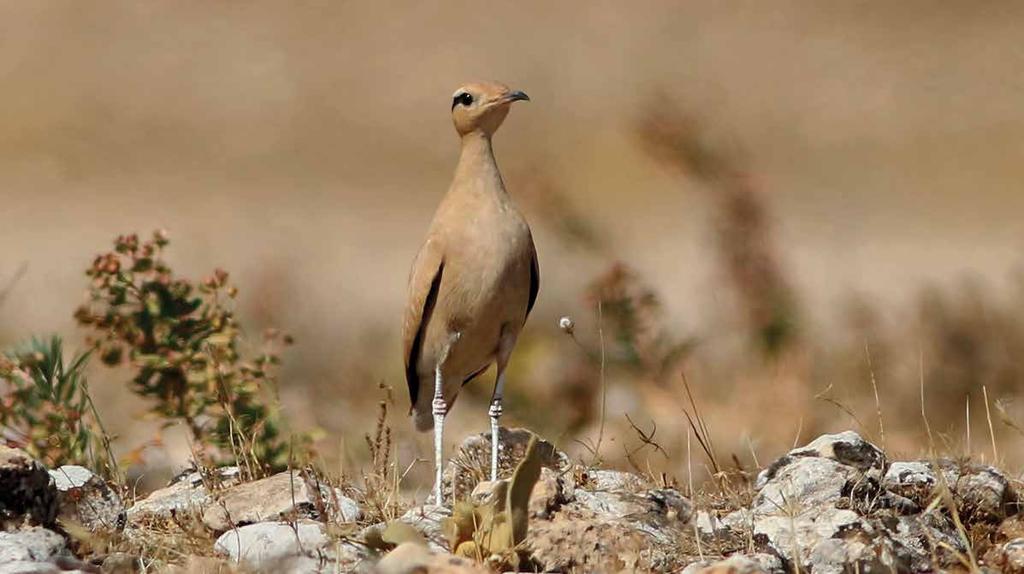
[412,407,434,432]
[411,380,459,432]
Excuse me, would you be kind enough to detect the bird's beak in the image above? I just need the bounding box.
[505,90,530,103]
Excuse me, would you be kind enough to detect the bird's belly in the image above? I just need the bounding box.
[421,255,530,383]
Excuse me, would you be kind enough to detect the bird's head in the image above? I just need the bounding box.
[450,81,529,137]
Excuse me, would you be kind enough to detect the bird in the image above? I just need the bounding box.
[402,81,538,506]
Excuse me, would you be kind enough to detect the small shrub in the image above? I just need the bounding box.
[0,336,112,473]
[586,262,695,380]
[74,230,310,477]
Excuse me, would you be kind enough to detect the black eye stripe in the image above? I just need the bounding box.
[451,92,474,110]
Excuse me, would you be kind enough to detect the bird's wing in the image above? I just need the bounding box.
[526,233,540,317]
[402,237,445,408]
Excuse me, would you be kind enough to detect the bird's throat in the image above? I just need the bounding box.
[453,132,505,196]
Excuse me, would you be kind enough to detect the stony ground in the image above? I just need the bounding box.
[2,428,1024,573]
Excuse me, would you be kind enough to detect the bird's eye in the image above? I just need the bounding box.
[451,92,474,110]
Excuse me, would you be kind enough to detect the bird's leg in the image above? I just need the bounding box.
[431,332,458,506]
[432,362,446,506]
[488,369,506,482]
[490,328,516,482]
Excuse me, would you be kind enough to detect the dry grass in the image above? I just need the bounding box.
[351,392,410,526]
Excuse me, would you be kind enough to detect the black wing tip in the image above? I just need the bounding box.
[405,260,445,407]
[526,251,540,316]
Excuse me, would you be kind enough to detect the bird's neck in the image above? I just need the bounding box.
[452,132,506,197]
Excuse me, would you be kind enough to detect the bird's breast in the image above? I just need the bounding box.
[442,215,531,319]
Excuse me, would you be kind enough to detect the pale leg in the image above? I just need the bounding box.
[489,369,506,481]
[432,363,446,505]
[431,333,458,506]
[490,328,517,482]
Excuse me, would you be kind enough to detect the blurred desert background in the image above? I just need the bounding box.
[2,1,1024,493]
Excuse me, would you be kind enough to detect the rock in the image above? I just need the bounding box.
[374,541,487,574]
[0,447,57,528]
[164,556,232,573]
[0,562,85,574]
[469,479,499,503]
[526,481,691,570]
[883,460,1015,523]
[443,428,569,501]
[808,534,888,574]
[48,465,124,532]
[99,552,140,573]
[883,461,938,502]
[680,553,783,574]
[756,431,885,489]
[746,435,899,571]
[201,470,361,532]
[0,562,59,573]
[882,460,953,515]
[753,504,862,568]
[301,472,363,524]
[214,519,361,572]
[529,469,561,519]
[801,431,886,474]
[646,488,693,523]
[740,433,985,572]
[720,508,752,533]
[570,487,691,544]
[998,515,1024,540]
[0,527,97,573]
[531,466,575,519]
[743,554,786,574]
[695,510,725,536]
[956,465,1014,523]
[0,527,67,563]
[526,516,649,572]
[372,505,451,553]
[754,456,856,513]
[214,521,329,563]
[986,537,1024,574]
[632,488,692,545]
[771,514,956,574]
[0,560,94,574]
[582,469,647,493]
[571,472,690,518]
[883,459,963,507]
[560,489,640,520]
[886,514,965,571]
[126,466,240,527]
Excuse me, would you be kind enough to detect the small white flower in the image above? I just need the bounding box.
[558,316,575,335]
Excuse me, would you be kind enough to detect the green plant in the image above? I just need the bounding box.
[585,262,696,380]
[0,336,112,472]
[74,230,309,477]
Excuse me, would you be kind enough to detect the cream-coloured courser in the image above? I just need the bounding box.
[402,81,538,505]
